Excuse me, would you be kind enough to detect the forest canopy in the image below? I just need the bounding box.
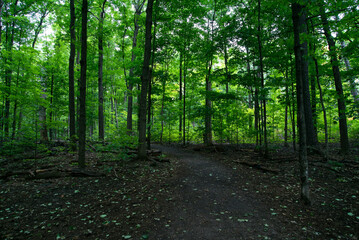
[1,0,359,159]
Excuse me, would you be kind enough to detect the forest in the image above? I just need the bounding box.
[1,0,359,239]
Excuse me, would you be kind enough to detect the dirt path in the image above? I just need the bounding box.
[152,145,283,240]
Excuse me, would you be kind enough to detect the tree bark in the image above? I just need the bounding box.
[39,73,48,142]
[138,0,154,159]
[284,74,289,147]
[160,66,166,144]
[0,0,3,49]
[320,6,349,153]
[98,0,107,141]
[257,0,268,156]
[32,9,48,49]
[204,4,216,146]
[315,57,328,156]
[292,2,311,205]
[69,0,76,141]
[205,59,213,146]
[49,74,54,140]
[4,2,17,139]
[147,3,157,150]
[183,49,187,146]
[340,41,359,111]
[127,0,146,134]
[179,51,183,141]
[78,0,88,168]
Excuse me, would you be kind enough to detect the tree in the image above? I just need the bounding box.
[69,0,76,143]
[138,0,154,159]
[292,2,311,205]
[257,0,268,156]
[320,4,349,153]
[98,0,107,141]
[78,0,88,168]
[127,0,146,134]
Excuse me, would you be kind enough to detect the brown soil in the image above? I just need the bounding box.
[1,143,358,239]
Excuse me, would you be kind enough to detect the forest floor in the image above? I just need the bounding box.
[1,143,358,239]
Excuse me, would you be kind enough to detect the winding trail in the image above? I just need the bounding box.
[152,145,282,239]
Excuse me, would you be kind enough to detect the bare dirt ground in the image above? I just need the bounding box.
[1,143,358,239]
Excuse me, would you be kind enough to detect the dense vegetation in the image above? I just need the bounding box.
[1,0,359,202]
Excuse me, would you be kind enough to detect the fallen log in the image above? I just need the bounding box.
[1,167,106,180]
[234,160,279,174]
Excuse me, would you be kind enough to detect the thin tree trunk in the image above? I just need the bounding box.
[291,68,296,151]
[160,69,166,144]
[284,75,289,147]
[224,44,230,94]
[127,0,145,134]
[114,98,119,128]
[32,9,48,49]
[4,13,17,139]
[204,2,216,146]
[138,0,154,159]
[69,0,76,142]
[11,44,22,140]
[183,50,186,146]
[320,6,349,153]
[179,51,183,142]
[49,74,54,140]
[254,86,260,146]
[39,80,48,142]
[257,0,267,156]
[147,2,157,150]
[205,59,213,145]
[315,57,328,157]
[78,0,88,168]
[292,2,311,205]
[0,0,3,49]
[98,0,107,141]
[340,41,359,110]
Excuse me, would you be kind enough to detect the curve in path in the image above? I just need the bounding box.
[152,145,282,240]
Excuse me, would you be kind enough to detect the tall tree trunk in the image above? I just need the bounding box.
[78,0,88,168]
[127,0,145,134]
[205,59,213,145]
[310,74,317,135]
[183,50,186,146]
[69,0,76,142]
[147,2,157,150]
[0,0,3,49]
[224,44,230,94]
[138,0,154,159]
[291,67,296,151]
[32,9,48,49]
[98,0,107,141]
[204,2,216,146]
[49,74,54,140]
[254,86,260,146]
[284,73,289,147]
[320,6,349,153]
[257,0,268,156]
[245,47,253,135]
[179,51,183,141]
[39,73,48,142]
[340,41,359,111]
[11,39,22,140]
[160,69,166,144]
[315,57,328,157]
[4,12,17,139]
[292,2,311,205]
